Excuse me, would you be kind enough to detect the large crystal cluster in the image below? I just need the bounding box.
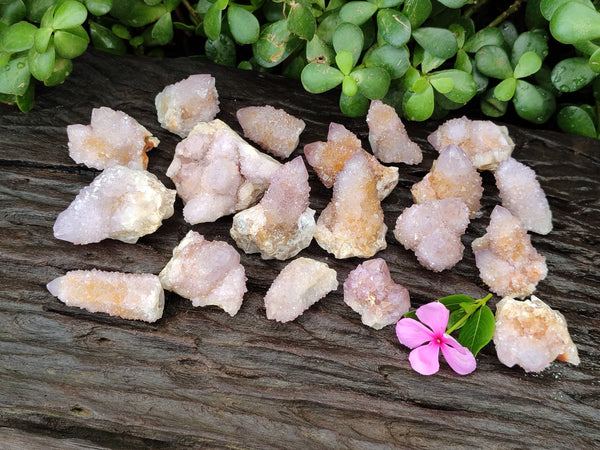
[236,105,306,159]
[155,74,220,137]
[366,100,422,165]
[411,144,483,218]
[343,258,410,329]
[230,156,315,260]
[394,198,470,272]
[304,122,399,199]
[264,257,338,323]
[53,165,176,244]
[472,206,547,298]
[493,296,579,372]
[428,116,514,170]
[47,269,164,322]
[67,107,159,170]
[166,119,280,224]
[315,152,387,259]
[159,231,247,316]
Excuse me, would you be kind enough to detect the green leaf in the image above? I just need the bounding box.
[227,5,260,44]
[52,0,88,30]
[1,0,26,26]
[437,295,475,311]
[498,21,518,49]
[402,83,434,120]
[0,55,30,95]
[16,78,34,112]
[557,105,597,138]
[475,45,513,79]
[253,19,302,68]
[377,9,411,48]
[551,57,597,92]
[412,27,457,60]
[436,0,468,7]
[458,305,495,356]
[431,69,477,103]
[550,2,600,44]
[332,22,364,66]
[89,21,127,55]
[352,66,390,99]
[34,27,53,54]
[403,309,417,320]
[363,44,409,79]
[287,0,316,41]
[430,75,453,93]
[301,61,344,92]
[3,21,37,52]
[110,0,169,27]
[85,0,114,16]
[205,33,236,66]
[463,27,504,53]
[112,24,131,40]
[339,1,378,25]
[511,30,548,66]
[339,90,369,116]
[513,79,556,124]
[480,87,508,117]
[494,77,516,101]
[449,23,466,49]
[402,0,432,29]
[54,26,89,59]
[540,0,595,20]
[28,44,55,81]
[150,12,173,46]
[204,3,222,41]
[372,0,403,7]
[335,49,354,75]
[306,34,335,64]
[419,48,446,74]
[447,309,466,331]
[43,56,72,86]
[316,10,341,44]
[590,48,600,73]
[411,75,429,93]
[0,52,10,68]
[342,74,358,96]
[514,51,542,79]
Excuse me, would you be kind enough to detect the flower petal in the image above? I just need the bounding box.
[440,334,477,375]
[415,301,449,335]
[408,342,441,376]
[396,318,434,349]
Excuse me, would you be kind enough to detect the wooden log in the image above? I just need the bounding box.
[0,50,599,448]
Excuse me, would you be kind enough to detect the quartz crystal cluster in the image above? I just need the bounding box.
[47,269,164,322]
[472,206,547,298]
[166,119,280,224]
[495,157,553,235]
[67,107,159,170]
[53,165,176,244]
[343,258,410,329]
[264,257,338,322]
[493,296,579,372]
[428,116,514,170]
[159,231,247,316]
[304,122,399,199]
[236,105,306,159]
[155,74,220,137]
[411,144,483,218]
[230,156,315,260]
[394,198,471,272]
[315,152,387,259]
[366,100,422,165]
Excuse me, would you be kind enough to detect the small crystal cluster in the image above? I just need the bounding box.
[366,100,422,165]
[264,257,338,323]
[230,156,315,260]
[304,122,399,199]
[428,116,514,170]
[166,119,280,224]
[67,107,159,170]
[394,198,471,272]
[47,269,164,323]
[53,165,176,245]
[155,74,220,137]
[472,206,547,298]
[343,258,410,329]
[493,296,579,372]
[159,231,247,316]
[411,144,483,218]
[236,105,306,159]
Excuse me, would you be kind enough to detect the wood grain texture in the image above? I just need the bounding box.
[1,50,599,448]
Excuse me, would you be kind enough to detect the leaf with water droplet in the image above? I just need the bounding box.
[551,57,597,92]
[0,55,30,95]
[557,105,597,138]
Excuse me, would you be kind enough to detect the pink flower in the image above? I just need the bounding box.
[395,302,476,376]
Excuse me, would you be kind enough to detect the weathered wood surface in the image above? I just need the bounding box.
[1,50,599,449]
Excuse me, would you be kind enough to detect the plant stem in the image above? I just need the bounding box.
[445,293,493,335]
[488,0,526,28]
[181,0,199,24]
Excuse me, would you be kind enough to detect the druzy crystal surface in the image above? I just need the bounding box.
[394,198,470,272]
[264,257,338,323]
[53,165,176,245]
[428,116,514,170]
[493,296,580,372]
[304,122,399,199]
[366,100,422,165]
[315,152,387,259]
[166,119,280,224]
[495,157,553,235]
[230,156,315,260]
[236,105,306,159]
[411,144,483,218]
[155,74,220,137]
[47,269,164,322]
[472,206,547,298]
[343,258,411,329]
[159,231,247,316]
[67,107,159,170]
